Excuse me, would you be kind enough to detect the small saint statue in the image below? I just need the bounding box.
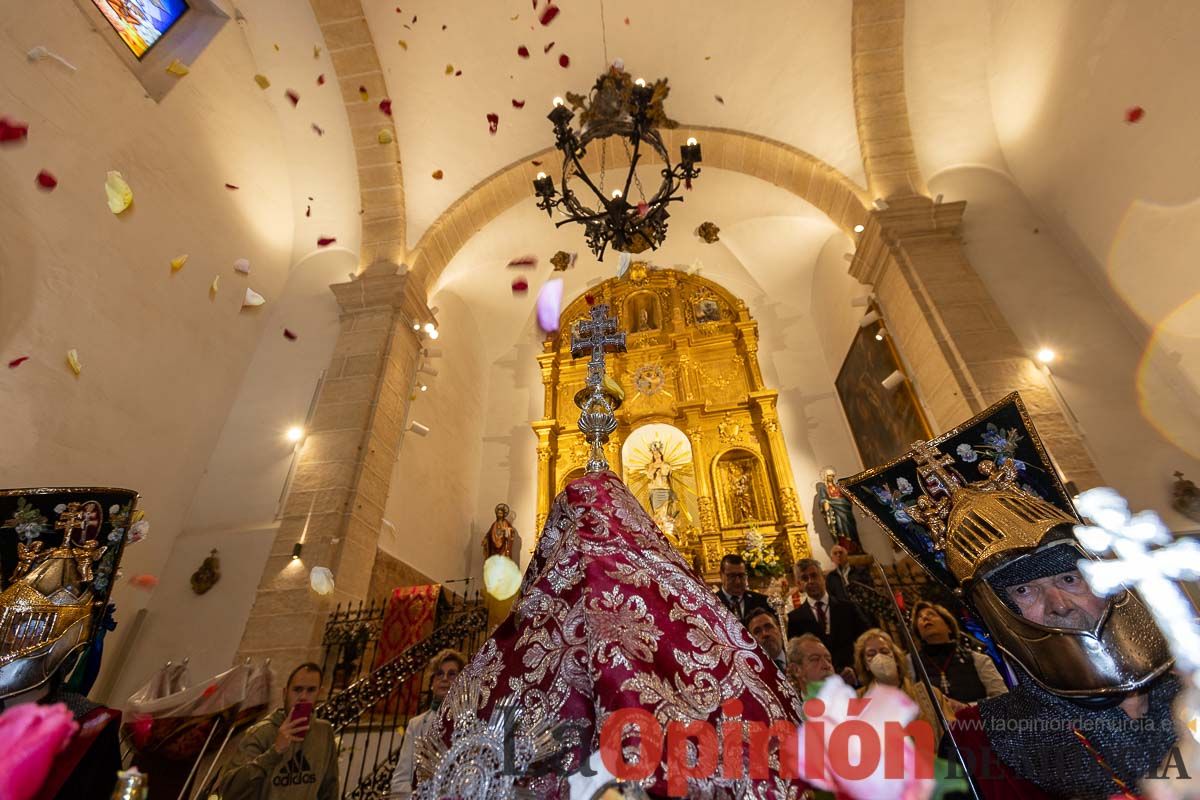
[731,464,756,523]
[483,503,516,560]
[816,466,861,551]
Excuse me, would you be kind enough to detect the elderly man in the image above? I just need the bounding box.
[744,607,787,672]
[824,544,860,602]
[714,553,771,620]
[786,558,870,673]
[841,393,1181,800]
[785,634,835,699]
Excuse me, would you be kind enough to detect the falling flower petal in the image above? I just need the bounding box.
[317,73,325,85]
[454,70,462,77]
[543,41,555,53]
[536,278,564,332]
[550,250,577,271]
[165,59,189,76]
[210,276,220,295]
[35,170,57,190]
[531,159,542,166]
[511,277,529,294]
[539,3,559,24]
[128,574,158,591]
[624,16,630,24]
[512,98,526,109]
[507,255,537,268]
[714,94,724,104]
[558,53,569,68]
[431,169,443,179]
[517,45,530,58]
[104,171,133,214]
[398,39,407,49]
[412,14,417,23]
[283,328,298,340]
[254,74,270,89]
[233,258,250,274]
[273,43,280,52]
[224,183,239,190]
[1125,106,1145,123]
[0,702,79,799]
[358,85,368,101]
[486,112,499,134]
[311,123,324,136]
[444,64,454,75]
[379,98,392,116]
[242,288,266,307]
[170,254,188,271]
[317,236,336,247]
[65,349,81,375]
[285,89,300,106]
[310,566,334,595]
[0,116,29,143]
[305,204,311,217]
[510,14,519,20]
[8,356,29,368]
[378,129,394,144]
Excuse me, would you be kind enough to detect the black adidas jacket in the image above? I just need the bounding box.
[221,708,338,800]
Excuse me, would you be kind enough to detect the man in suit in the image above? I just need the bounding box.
[744,607,788,673]
[714,554,771,622]
[824,543,856,602]
[787,558,869,676]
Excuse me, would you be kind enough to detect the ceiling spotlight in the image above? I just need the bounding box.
[291,542,302,560]
[423,322,436,334]
[875,328,887,342]
[407,420,430,437]
[1036,348,1056,365]
[881,370,905,391]
[858,310,881,328]
[853,224,865,233]
[873,198,890,211]
[419,384,428,392]
[412,322,421,331]
[428,329,440,340]
[285,426,305,443]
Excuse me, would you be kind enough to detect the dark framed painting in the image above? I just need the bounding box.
[835,323,932,470]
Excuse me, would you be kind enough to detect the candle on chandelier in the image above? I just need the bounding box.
[533,171,554,196]
[611,189,623,199]
[553,96,564,107]
[681,136,703,164]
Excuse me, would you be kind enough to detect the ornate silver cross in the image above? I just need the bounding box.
[570,304,626,473]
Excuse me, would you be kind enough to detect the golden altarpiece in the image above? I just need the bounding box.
[532,263,811,582]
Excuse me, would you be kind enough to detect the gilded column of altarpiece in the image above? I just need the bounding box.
[532,264,810,582]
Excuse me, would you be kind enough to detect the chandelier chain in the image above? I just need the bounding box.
[599,0,609,66]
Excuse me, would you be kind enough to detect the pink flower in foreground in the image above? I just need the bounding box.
[796,677,935,800]
[0,702,78,800]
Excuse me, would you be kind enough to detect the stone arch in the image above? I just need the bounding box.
[408,126,871,292]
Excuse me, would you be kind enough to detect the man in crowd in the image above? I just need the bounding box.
[744,607,787,672]
[390,649,465,800]
[785,634,835,700]
[841,394,1182,800]
[787,558,870,673]
[222,662,338,800]
[824,543,866,603]
[714,553,771,620]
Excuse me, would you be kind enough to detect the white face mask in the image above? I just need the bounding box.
[867,652,899,684]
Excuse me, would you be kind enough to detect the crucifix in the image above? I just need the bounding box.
[570,303,627,473]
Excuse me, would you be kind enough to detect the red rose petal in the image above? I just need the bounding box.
[512,99,526,109]
[507,255,537,268]
[317,236,336,246]
[8,356,29,368]
[454,70,462,77]
[0,117,29,144]
[517,45,530,58]
[1125,106,1145,123]
[558,53,569,68]
[543,41,555,53]
[636,201,649,217]
[285,89,300,106]
[284,328,298,340]
[511,277,529,293]
[35,170,57,190]
[224,183,239,190]
[379,98,392,116]
[531,160,542,166]
[539,3,559,25]
[431,169,444,179]
[486,112,499,134]
[317,74,325,85]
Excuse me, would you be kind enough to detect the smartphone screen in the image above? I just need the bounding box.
[289,701,313,738]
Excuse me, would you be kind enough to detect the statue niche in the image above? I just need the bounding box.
[533,263,811,582]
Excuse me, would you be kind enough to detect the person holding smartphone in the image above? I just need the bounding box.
[221,662,338,800]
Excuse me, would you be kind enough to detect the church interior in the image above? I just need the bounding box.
[2,1,1200,798]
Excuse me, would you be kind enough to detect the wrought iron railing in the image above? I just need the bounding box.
[315,586,488,800]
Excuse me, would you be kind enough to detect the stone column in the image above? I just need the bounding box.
[749,392,811,563]
[234,262,430,680]
[850,196,1102,488]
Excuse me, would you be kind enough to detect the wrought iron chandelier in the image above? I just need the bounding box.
[532,67,703,261]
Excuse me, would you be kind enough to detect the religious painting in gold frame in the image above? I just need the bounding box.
[835,320,931,469]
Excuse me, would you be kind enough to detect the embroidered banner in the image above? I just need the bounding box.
[373,584,442,716]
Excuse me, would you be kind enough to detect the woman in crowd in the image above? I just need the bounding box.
[853,628,962,741]
[389,648,466,800]
[909,601,1007,704]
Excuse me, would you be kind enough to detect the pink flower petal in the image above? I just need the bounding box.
[536,278,564,332]
[511,277,529,294]
[317,236,336,247]
[379,98,392,116]
[558,53,570,68]
[487,112,500,134]
[512,99,526,109]
[283,328,298,340]
[285,89,300,106]
[539,3,560,25]
[0,702,79,799]
[317,74,325,85]
[1125,105,1145,123]
[0,116,29,144]
[129,574,158,590]
[35,170,57,190]
[8,356,29,368]
[517,45,530,58]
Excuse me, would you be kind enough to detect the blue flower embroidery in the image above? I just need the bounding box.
[871,479,915,524]
[956,443,978,463]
